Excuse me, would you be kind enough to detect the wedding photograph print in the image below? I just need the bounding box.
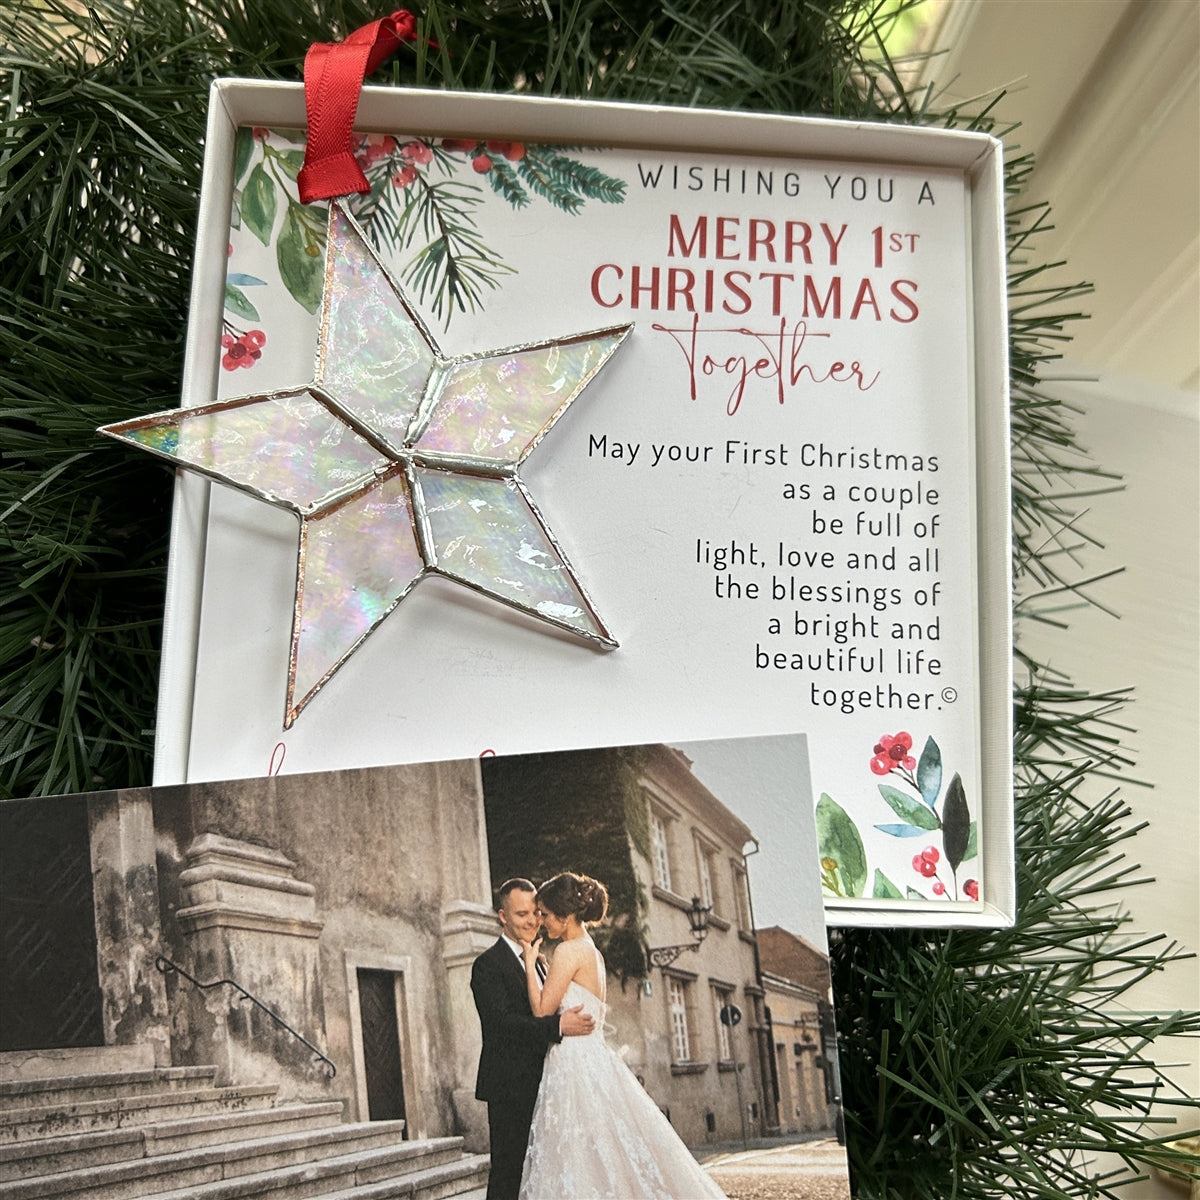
[0,732,848,1200]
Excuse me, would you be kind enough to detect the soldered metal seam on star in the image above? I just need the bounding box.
[100,200,632,729]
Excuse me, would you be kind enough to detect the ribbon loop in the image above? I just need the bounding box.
[298,10,419,204]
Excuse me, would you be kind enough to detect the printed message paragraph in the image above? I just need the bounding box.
[590,433,961,717]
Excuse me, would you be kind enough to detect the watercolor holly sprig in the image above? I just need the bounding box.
[225,127,625,344]
[355,134,624,321]
[818,731,978,901]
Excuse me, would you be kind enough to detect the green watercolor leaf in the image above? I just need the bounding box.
[223,282,259,321]
[276,149,306,180]
[964,821,978,863]
[916,735,942,807]
[872,870,903,899]
[816,793,867,899]
[905,887,926,901]
[877,784,940,830]
[277,206,324,314]
[233,126,255,185]
[942,773,970,872]
[242,162,276,245]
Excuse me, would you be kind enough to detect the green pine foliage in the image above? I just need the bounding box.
[500,147,627,212]
[378,154,514,318]
[2,1,1195,1196]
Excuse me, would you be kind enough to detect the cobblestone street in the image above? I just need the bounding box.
[701,1137,852,1200]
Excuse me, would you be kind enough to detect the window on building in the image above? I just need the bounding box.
[713,987,734,1061]
[695,837,719,912]
[732,865,752,929]
[649,804,673,892]
[667,976,692,1062]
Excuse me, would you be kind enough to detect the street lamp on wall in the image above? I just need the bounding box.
[646,896,711,968]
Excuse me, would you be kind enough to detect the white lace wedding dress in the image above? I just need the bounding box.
[519,980,726,1199]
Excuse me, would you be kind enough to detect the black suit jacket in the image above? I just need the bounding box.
[471,937,562,1103]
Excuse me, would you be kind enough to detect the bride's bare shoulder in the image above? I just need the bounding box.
[552,938,603,975]
[556,937,593,960]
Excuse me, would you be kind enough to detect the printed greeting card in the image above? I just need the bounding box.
[128,84,1013,923]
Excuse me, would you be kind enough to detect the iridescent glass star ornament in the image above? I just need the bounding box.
[101,202,631,727]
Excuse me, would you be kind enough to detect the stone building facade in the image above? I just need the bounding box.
[757,925,840,1135]
[3,762,499,1151]
[613,744,772,1145]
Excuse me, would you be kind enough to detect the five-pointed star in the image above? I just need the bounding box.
[101,202,631,727]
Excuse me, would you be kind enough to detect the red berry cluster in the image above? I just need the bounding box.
[912,845,963,898]
[963,879,979,902]
[870,730,916,776]
[916,847,949,895]
[221,328,265,371]
[912,845,939,878]
[440,138,526,175]
[356,137,436,190]
[392,140,433,189]
[360,134,397,166]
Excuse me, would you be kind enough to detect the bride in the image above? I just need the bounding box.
[517,871,726,1200]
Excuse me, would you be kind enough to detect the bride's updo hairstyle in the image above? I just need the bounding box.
[537,872,608,925]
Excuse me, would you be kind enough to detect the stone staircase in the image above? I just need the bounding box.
[0,1048,488,1200]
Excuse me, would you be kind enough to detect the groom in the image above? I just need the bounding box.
[471,877,594,1200]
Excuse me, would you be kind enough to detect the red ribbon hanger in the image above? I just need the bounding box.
[297,10,421,204]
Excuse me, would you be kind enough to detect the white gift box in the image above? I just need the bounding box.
[151,80,1014,926]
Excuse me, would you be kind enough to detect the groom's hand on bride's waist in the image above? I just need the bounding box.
[559,1004,595,1037]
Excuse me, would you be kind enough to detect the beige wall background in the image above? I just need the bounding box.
[909,1,1198,1192]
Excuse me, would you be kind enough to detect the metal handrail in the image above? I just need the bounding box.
[156,955,336,1078]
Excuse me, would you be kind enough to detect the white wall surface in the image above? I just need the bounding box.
[1019,374,1198,1195]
